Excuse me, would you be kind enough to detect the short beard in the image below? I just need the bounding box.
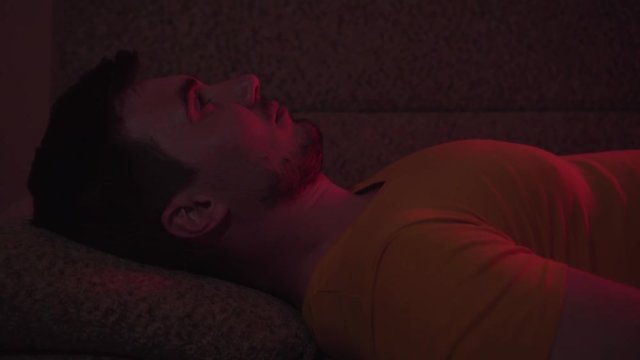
[260,119,324,209]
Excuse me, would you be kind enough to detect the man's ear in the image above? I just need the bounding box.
[161,190,230,239]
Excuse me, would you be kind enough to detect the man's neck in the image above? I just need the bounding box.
[208,175,381,309]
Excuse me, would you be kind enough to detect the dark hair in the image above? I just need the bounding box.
[27,50,230,271]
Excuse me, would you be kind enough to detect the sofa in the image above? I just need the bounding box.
[2,0,639,359]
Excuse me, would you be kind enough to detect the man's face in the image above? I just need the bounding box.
[120,74,323,212]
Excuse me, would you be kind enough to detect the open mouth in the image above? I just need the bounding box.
[266,100,279,124]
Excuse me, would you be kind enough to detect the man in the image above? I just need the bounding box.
[28,50,640,359]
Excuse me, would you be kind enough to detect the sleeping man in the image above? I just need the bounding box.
[27,50,640,359]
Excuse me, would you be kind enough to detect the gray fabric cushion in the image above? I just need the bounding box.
[0,221,320,360]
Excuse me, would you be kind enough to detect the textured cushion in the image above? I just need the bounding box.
[0,221,320,360]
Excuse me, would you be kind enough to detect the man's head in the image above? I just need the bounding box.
[28,50,324,273]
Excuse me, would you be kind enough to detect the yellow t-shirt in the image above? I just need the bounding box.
[303,139,640,359]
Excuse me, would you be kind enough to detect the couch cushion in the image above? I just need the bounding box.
[0,221,319,359]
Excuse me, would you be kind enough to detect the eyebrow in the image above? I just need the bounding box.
[178,75,200,119]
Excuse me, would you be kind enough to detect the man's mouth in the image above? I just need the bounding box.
[266,100,279,124]
[277,104,291,124]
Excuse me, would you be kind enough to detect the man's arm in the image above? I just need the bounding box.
[548,266,640,360]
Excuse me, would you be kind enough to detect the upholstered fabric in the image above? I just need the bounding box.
[52,0,640,112]
[0,221,320,360]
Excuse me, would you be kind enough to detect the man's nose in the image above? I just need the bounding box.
[231,73,261,106]
[199,73,264,108]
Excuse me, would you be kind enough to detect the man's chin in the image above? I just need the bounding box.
[261,120,323,208]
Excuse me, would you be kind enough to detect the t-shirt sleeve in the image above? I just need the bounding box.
[372,220,568,359]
